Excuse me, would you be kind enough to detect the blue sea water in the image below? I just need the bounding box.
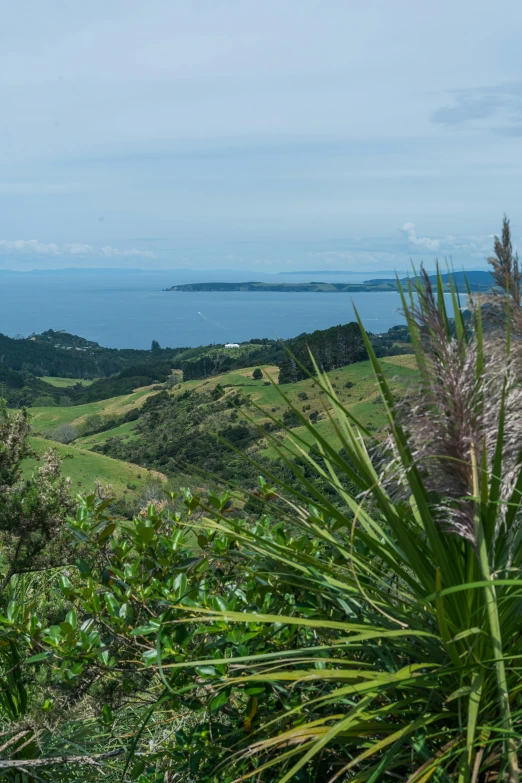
[0,270,412,349]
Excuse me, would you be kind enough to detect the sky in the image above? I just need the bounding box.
[1,0,522,272]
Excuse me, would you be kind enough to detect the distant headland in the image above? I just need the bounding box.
[165,271,494,294]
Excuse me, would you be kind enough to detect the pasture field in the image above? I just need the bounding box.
[76,420,139,448]
[30,387,154,433]
[28,355,416,482]
[39,376,97,388]
[24,437,167,498]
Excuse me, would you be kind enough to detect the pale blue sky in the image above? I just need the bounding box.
[1,0,522,271]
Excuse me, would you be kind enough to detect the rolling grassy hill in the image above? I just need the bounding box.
[76,420,139,448]
[183,355,416,458]
[78,355,417,478]
[258,355,416,457]
[172,354,416,434]
[39,376,97,388]
[24,437,167,499]
[29,386,154,433]
[25,355,417,498]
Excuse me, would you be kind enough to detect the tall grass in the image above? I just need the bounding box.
[190,264,522,781]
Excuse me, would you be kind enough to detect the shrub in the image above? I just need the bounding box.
[33,394,56,407]
[48,423,78,444]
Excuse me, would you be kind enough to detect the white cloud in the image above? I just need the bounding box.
[402,223,440,251]
[64,243,94,255]
[0,239,155,258]
[0,239,61,254]
[100,246,155,258]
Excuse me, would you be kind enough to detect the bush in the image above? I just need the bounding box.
[33,394,56,407]
[48,423,78,444]
[252,368,263,380]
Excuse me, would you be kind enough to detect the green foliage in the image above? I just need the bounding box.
[0,329,189,380]
[19,262,521,781]
[0,403,77,583]
[278,321,409,383]
[4,229,522,781]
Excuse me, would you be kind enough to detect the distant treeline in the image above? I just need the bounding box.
[0,323,411,407]
[178,339,281,381]
[0,330,186,407]
[0,329,187,378]
[179,324,411,383]
[278,323,408,383]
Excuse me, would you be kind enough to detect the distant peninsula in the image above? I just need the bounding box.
[165,271,494,293]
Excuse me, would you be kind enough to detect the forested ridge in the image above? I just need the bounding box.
[0,322,411,406]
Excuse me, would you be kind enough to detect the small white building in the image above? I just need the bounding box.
[225,343,240,348]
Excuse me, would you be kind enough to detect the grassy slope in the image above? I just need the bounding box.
[28,356,416,491]
[67,356,417,459]
[39,376,96,388]
[76,420,139,448]
[30,387,154,432]
[167,355,416,458]
[25,437,167,498]
[259,356,416,457]
[175,356,414,415]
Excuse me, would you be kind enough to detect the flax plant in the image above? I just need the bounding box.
[187,255,522,780]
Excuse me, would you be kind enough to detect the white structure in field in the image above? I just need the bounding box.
[225,343,240,348]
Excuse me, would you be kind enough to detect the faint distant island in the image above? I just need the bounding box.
[165,270,494,293]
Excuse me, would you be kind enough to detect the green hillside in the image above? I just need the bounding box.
[30,386,154,433]
[39,376,96,388]
[24,354,417,501]
[81,355,417,487]
[172,354,416,436]
[76,419,139,448]
[25,436,167,499]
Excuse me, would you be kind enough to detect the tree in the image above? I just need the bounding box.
[151,339,161,351]
[0,402,76,588]
[49,422,78,443]
[278,355,299,384]
[252,367,263,380]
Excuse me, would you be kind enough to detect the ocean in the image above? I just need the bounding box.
[0,270,413,349]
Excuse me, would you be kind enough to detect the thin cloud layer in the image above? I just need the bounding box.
[0,1,521,269]
[0,240,155,258]
[431,83,522,135]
